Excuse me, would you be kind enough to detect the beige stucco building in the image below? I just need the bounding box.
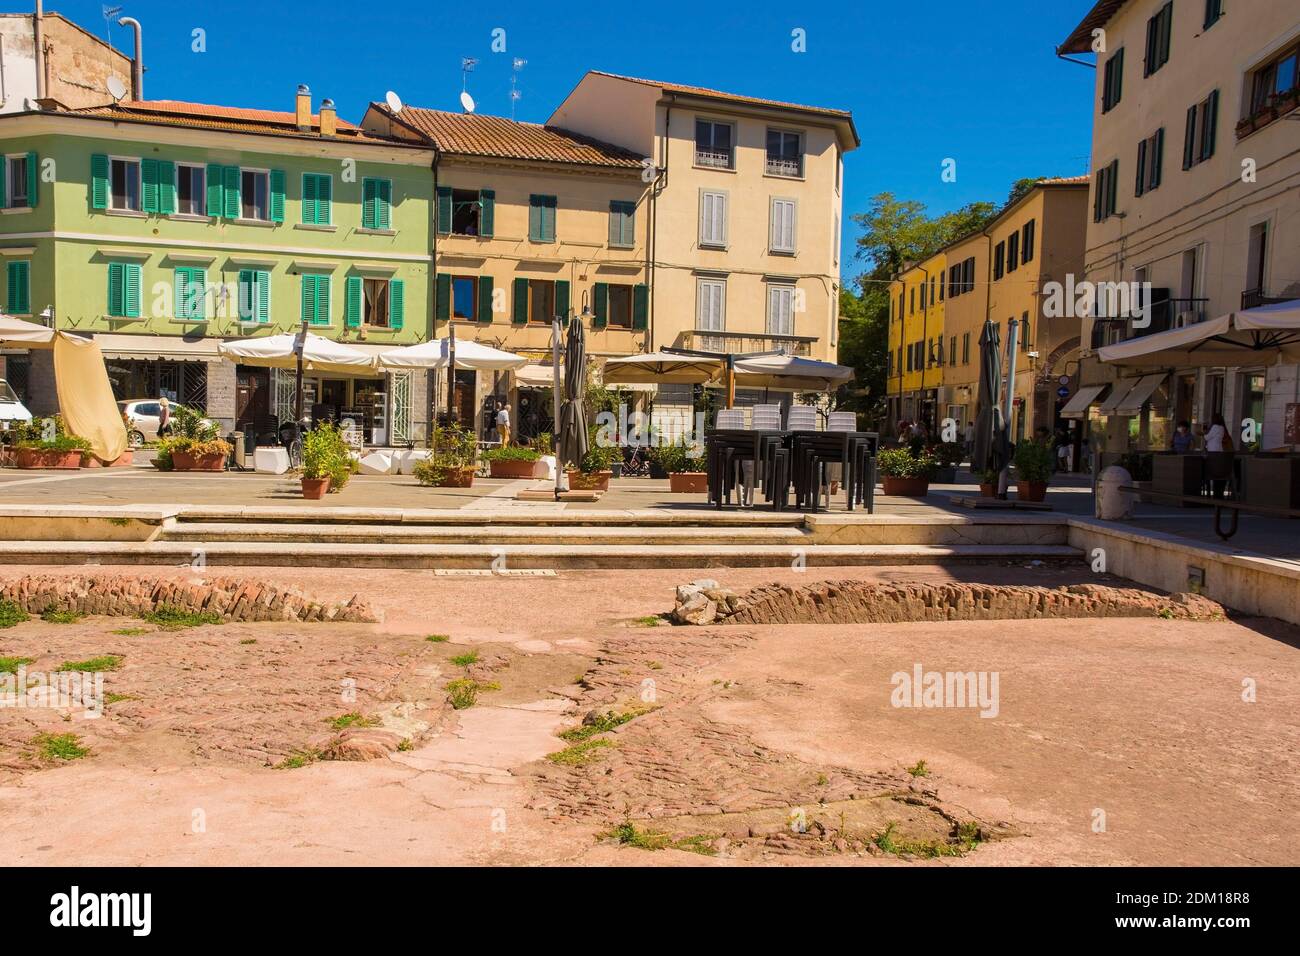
[0,11,132,115]
[1060,0,1300,455]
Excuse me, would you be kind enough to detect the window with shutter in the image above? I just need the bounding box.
[592,282,609,329]
[142,158,159,213]
[302,173,332,225]
[107,261,141,317]
[1102,49,1124,112]
[766,285,794,336]
[302,274,330,325]
[362,178,394,231]
[90,153,110,210]
[174,267,207,320]
[512,277,529,325]
[477,188,493,238]
[632,284,648,331]
[770,198,796,254]
[6,260,30,314]
[388,279,404,330]
[436,186,453,235]
[157,160,175,215]
[476,275,494,323]
[223,166,241,219]
[269,169,285,223]
[608,200,635,248]
[206,163,224,217]
[700,191,727,247]
[696,279,725,334]
[345,275,363,328]
[237,269,270,324]
[528,195,557,242]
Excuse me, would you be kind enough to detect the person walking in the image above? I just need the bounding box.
[157,397,172,438]
[1203,413,1229,452]
[495,401,512,447]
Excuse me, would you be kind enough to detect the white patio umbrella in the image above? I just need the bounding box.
[217,331,378,376]
[731,354,854,391]
[378,336,526,371]
[601,351,723,385]
[1098,300,1300,367]
[0,313,56,347]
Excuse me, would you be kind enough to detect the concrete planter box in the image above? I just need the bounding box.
[489,458,543,479]
[882,476,930,497]
[172,450,227,472]
[668,472,708,493]
[15,448,83,470]
[568,469,612,491]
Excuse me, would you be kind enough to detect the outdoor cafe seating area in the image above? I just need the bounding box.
[704,406,879,512]
[1148,450,1300,510]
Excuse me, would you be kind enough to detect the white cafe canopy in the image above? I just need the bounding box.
[1113,373,1167,416]
[218,332,378,377]
[379,336,526,371]
[0,313,56,348]
[1098,300,1300,367]
[1059,384,1108,419]
[732,354,854,391]
[601,351,723,385]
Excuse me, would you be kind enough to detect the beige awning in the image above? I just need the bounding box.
[1114,373,1167,416]
[515,364,561,388]
[1059,384,1107,419]
[1096,378,1137,415]
[1098,301,1300,367]
[94,333,222,362]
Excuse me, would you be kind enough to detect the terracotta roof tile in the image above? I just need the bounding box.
[378,104,644,168]
[589,71,853,120]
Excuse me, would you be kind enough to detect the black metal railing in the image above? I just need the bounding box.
[1242,289,1290,310]
[679,329,817,356]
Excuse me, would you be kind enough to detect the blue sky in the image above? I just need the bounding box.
[61,0,1096,281]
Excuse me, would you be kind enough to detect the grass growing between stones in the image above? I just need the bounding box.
[56,655,122,673]
[111,627,150,636]
[558,704,657,742]
[141,606,223,630]
[274,747,323,770]
[872,820,983,859]
[445,678,501,710]
[327,713,381,730]
[0,601,30,629]
[31,732,90,761]
[630,616,664,627]
[601,819,718,856]
[40,607,85,625]
[104,693,136,706]
[425,634,450,643]
[0,655,34,674]
[906,759,930,778]
[546,738,614,766]
[449,650,479,667]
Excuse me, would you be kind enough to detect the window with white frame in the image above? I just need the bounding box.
[175,164,206,216]
[6,154,29,208]
[696,278,725,350]
[694,119,734,169]
[699,191,727,248]
[110,157,141,211]
[766,284,795,336]
[769,198,796,254]
[765,129,803,177]
[241,169,270,221]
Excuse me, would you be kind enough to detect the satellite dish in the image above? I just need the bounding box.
[459,90,476,113]
[385,90,403,114]
[106,76,128,102]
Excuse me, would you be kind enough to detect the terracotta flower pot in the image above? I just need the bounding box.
[668,471,709,493]
[172,450,227,472]
[882,475,930,497]
[301,476,331,499]
[15,447,83,470]
[434,466,476,488]
[1017,480,1048,502]
[488,458,542,479]
[979,483,998,498]
[568,469,612,491]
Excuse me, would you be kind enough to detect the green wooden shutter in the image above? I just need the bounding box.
[317,175,332,224]
[555,279,570,326]
[123,263,141,318]
[1204,90,1219,160]
[270,169,285,223]
[1152,128,1164,189]
[377,179,391,229]
[206,163,224,216]
[302,174,317,225]
[175,266,206,319]
[174,267,189,318]
[476,275,493,323]
[157,160,175,214]
[223,166,241,219]
[345,275,363,328]
[25,152,38,208]
[91,153,109,209]
[237,269,254,322]
[256,270,270,323]
[512,277,529,324]
[435,273,451,322]
[301,275,316,324]
[528,195,541,241]
[632,283,649,330]
[479,189,495,238]
[388,279,404,330]
[141,158,159,213]
[1183,106,1197,169]
[0,160,6,209]
[316,275,330,325]
[592,282,608,328]
[437,186,452,235]
[362,179,376,229]
[107,262,124,315]
[1135,139,1147,197]
[7,260,30,314]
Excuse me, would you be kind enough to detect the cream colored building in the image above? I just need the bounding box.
[1060,0,1300,454]
[0,11,133,114]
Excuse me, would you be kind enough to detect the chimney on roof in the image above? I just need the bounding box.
[319,98,337,137]
[295,84,312,131]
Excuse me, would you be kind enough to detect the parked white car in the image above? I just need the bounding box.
[118,399,215,445]
[0,379,33,431]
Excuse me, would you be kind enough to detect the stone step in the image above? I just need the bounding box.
[158,522,811,546]
[0,540,1083,570]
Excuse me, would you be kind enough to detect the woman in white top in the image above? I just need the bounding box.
[1203,414,1228,453]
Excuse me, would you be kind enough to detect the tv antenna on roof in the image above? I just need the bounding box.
[510,58,526,120]
[460,57,478,113]
[106,75,128,103]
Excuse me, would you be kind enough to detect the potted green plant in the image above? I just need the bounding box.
[930,441,963,483]
[163,405,230,472]
[979,469,1000,498]
[650,440,707,493]
[414,424,477,488]
[1013,440,1054,502]
[300,422,351,499]
[877,447,937,497]
[12,417,91,470]
[482,444,543,479]
[567,427,618,491]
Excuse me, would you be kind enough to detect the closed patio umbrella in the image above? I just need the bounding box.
[971,319,1008,477]
[556,318,588,470]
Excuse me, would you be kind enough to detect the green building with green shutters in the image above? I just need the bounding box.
[0,87,435,443]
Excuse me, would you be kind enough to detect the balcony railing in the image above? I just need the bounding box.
[1090,295,1209,347]
[765,156,803,177]
[1242,288,1290,311]
[694,148,732,169]
[680,329,817,357]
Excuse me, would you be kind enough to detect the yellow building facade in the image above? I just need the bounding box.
[887,250,945,432]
